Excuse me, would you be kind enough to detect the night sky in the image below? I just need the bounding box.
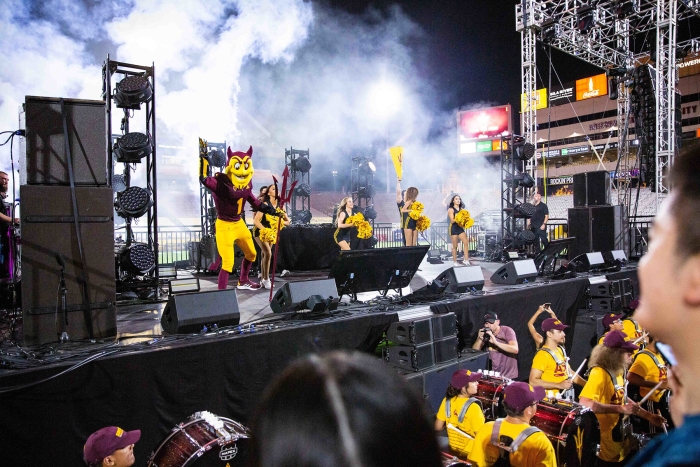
[326,0,600,124]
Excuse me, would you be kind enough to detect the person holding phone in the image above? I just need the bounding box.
[527,303,558,348]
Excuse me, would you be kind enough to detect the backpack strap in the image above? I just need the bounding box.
[510,426,542,452]
[457,397,482,423]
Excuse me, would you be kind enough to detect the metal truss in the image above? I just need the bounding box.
[655,0,678,209]
[518,0,697,216]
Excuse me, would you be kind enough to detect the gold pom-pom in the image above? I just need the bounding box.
[265,208,287,231]
[357,220,373,239]
[454,209,474,229]
[346,212,365,226]
[409,201,424,220]
[416,215,431,232]
[260,227,278,244]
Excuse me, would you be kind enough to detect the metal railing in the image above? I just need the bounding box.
[122,215,652,267]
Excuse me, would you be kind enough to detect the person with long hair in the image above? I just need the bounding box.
[397,180,419,246]
[253,184,289,289]
[434,370,485,460]
[579,331,665,466]
[447,194,470,266]
[334,197,355,251]
[247,351,442,467]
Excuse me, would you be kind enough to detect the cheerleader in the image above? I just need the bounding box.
[397,179,419,247]
[447,194,470,265]
[334,197,354,251]
[253,184,289,288]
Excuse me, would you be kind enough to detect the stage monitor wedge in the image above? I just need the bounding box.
[571,252,605,272]
[270,278,338,313]
[161,289,240,334]
[434,266,484,293]
[329,246,429,298]
[490,259,538,285]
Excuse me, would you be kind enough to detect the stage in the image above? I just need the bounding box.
[0,256,639,466]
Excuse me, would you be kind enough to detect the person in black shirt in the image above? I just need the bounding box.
[334,197,355,250]
[526,193,549,251]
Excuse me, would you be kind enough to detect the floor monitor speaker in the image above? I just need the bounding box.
[490,259,538,285]
[270,278,338,313]
[435,266,484,292]
[161,289,240,334]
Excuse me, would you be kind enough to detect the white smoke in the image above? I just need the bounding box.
[0,0,503,221]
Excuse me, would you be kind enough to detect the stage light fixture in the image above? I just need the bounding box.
[294,182,312,197]
[292,156,311,173]
[615,0,639,19]
[115,186,153,218]
[112,174,127,193]
[114,132,152,163]
[515,202,536,218]
[358,160,376,175]
[294,210,313,224]
[540,19,561,43]
[114,75,153,109]
[208,148,227,168]
[512,173,536,189]
[363,205,377,220]
[511,135,535,161]
[576,6,598,34]
[119,243,156,275]
[359,185,376,198]
[606,66,629,78]
[517,230,536,245]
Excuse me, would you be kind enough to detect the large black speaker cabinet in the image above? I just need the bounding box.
[568,311,605,371]
[22,96,108,186]
[161,289,240,334]
[21,185,115,345]
[568,205,627,259]
[573,171,610,206]
[490,259,538,285]
[423,361,461,413]
[435,265,485,292]
[387,317,433,345]
[270,278,338,313]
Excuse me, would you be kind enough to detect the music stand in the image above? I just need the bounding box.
[533,237,575,276]
[329,246,429,301]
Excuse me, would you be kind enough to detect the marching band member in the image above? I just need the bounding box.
[435,370,485,460]
[468,382,557,467]
[526,304,558,348]
[529,318,586,400]
[598,313,626,345]
[627,334,672,430]
[579,331,665,466]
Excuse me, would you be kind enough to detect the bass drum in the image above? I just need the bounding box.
[473,376,509,420]
[148,411,250,467]
[530,399,600,467]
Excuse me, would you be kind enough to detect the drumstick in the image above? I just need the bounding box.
[638,381,665,406]
[633,332,648,345]
[657,409,668,434]
[570,358,587,381]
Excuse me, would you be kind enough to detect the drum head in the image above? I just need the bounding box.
[562,410,600,467]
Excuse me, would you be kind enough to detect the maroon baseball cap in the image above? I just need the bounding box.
[484,312,498,324]
[542,318,568,332]
[603,330,639,351]
[503,382,546,412]
[450,369,483,389]
[84,426,141,464]
[602,313,624,329]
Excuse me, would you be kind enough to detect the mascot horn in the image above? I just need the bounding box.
[199,140,280,290]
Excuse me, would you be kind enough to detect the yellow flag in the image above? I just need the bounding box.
[389,146,403,179]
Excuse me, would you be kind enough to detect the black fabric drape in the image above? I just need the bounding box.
[431,278,590,381]
[275,225,339,271]
[0,312,395,466]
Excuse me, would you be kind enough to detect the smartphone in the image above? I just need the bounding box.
[543,303,551,308]
[656,342,678,366]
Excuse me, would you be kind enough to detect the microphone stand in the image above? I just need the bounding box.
[57,257,69,342]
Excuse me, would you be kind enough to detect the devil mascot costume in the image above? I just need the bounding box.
[199,139,280,290]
